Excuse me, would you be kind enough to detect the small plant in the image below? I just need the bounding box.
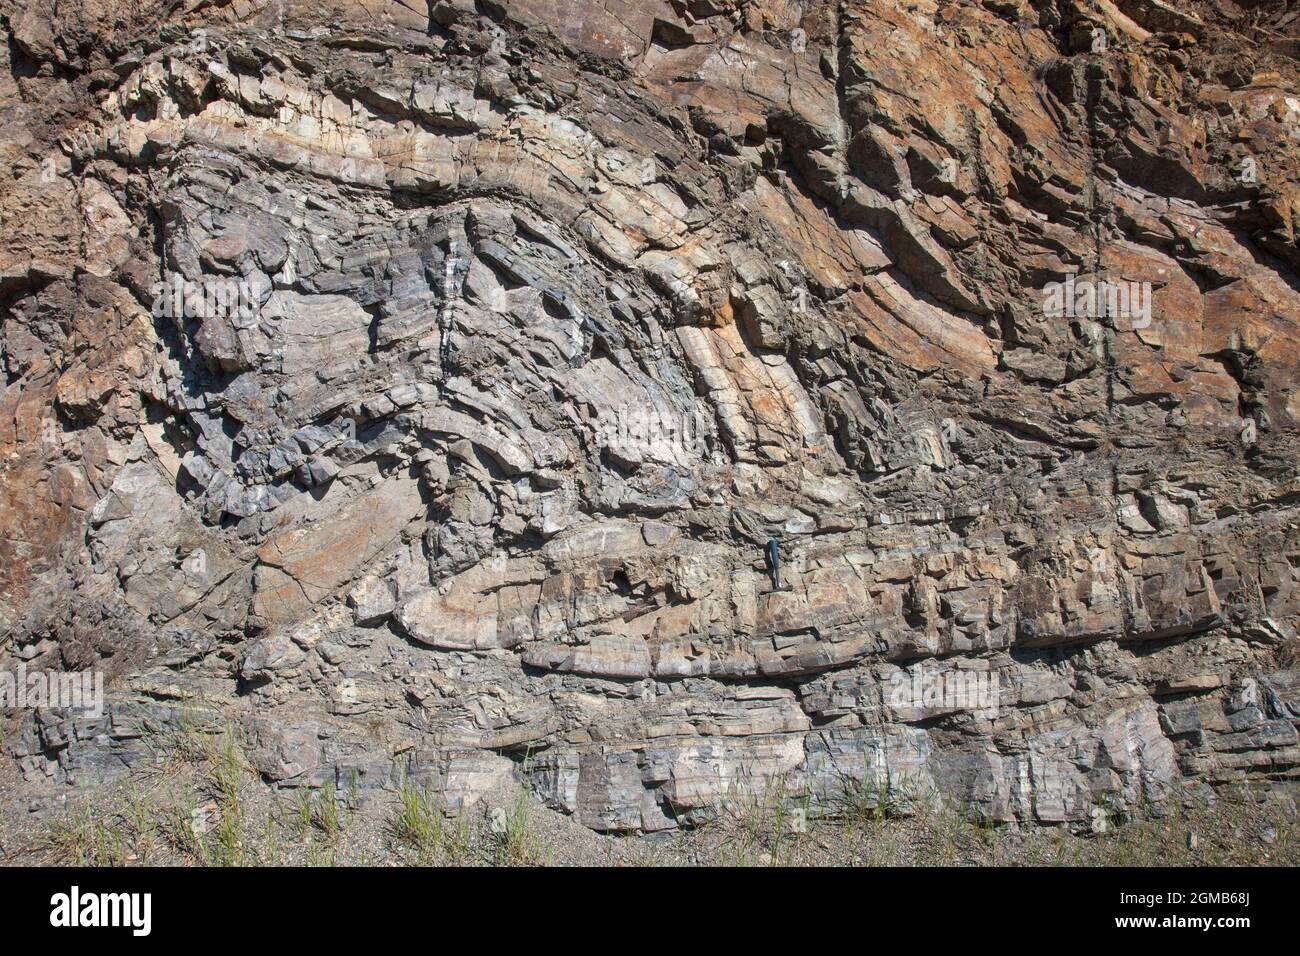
[844,770,891,825]
[314,779,342,840]
[295,789,315,838]
[494,786,543,866]
[211,737,244,806]
[119,782,161,864]
[147,710,218,775]
[976,814,1004,865]
[389,780,472,863]
[203,734,250,866]
[1041,823,1073,866]
[209,799,247,866]
[46,805,129,866]
[393,782,438,850]
[157,798,209,864]
[285,779,350,861]
[306,839,336,866]
[709,772,809,866]
[45,785,169,866]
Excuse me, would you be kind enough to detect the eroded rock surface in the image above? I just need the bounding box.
[3,0,1300,831]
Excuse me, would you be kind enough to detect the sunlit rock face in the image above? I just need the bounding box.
[2,0,1299,830]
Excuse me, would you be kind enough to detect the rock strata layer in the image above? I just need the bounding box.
[2,0,1300,830]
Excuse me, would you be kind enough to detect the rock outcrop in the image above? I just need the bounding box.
[3,0,1300,832]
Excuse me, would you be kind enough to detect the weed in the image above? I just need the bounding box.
[494,785,543,866]
[46,805,129,865]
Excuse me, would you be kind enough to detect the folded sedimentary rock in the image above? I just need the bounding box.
[3,0,1300,830]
